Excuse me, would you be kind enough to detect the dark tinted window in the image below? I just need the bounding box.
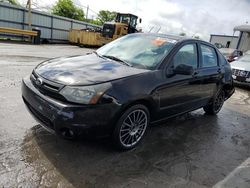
[219,53,228,65]
[201,45,218,67]
[172,44,198,69]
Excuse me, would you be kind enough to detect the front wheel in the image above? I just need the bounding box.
[112,104,150,150]
[203,90,225,115]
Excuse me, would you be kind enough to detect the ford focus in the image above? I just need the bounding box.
[22,33,235,150]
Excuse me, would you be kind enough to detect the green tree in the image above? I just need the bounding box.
[97,10,116,24]
[52,0,85,21]
[89,19,102,26]
[1,0,20,5]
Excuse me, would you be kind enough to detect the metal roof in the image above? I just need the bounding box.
[234,25,250,32]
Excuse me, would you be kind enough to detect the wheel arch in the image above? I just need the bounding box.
[222,81,235,100]
[110,98,157,130]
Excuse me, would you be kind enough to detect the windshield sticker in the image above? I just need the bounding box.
[152,37,176,46]
[152,37,167,46]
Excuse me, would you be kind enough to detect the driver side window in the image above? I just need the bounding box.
[172,44,198,69]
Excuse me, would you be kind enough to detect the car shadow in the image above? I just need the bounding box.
[21,108,250,187]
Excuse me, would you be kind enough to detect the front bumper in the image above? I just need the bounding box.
[22,77,120,136]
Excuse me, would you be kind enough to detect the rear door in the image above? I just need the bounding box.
[198,43,222,102]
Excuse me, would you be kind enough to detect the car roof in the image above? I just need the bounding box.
[132,33,186,42]
[127,33,216,51]
[131,33,209,44]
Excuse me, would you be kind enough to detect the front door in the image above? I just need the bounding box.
[156,43,203,119]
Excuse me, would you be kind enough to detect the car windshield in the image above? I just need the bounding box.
[97,34,177,70]
[238,54,250,62]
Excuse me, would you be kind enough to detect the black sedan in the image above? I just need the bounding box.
[22,33,235,150]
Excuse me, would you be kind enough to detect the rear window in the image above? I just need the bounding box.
[218,52,228,65]
[201,45,218,67]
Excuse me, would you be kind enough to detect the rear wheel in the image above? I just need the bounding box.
[112,104,149,150]
[203,90,225,115]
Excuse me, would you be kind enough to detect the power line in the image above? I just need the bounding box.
[42,1,100,18]
[73,2,99,17]
[25,0,101,20]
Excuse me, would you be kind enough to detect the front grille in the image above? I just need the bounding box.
[30,71,67,102]
[232,69,250,78]
[23,97,54,130]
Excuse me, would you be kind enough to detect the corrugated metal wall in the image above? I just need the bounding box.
[0,2,101,42]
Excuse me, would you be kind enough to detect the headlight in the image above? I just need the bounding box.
[59,82,111,104]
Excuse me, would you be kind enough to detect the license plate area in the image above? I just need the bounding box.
[236,76,246,82]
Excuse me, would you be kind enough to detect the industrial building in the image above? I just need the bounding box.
[209,34,238,49]
[234,25,250,52]
[210,25,250,53]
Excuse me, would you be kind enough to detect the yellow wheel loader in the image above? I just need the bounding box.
[69,13,141,47]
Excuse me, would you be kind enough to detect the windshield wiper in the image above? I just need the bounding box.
[102,55,132,67]
[93,51,102,57]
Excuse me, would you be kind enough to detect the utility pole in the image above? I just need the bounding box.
[26,0,32,30]
[86,5,89,20]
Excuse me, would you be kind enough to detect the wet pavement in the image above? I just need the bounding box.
[0,43,250,188]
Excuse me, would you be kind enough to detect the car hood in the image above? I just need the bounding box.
[230,60,250,71]
[35,54,149,85]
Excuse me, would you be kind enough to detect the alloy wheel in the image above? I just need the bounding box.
[214,91,225,113]
[119,109,148,147]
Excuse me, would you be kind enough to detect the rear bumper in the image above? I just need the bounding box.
[22,77,120,136]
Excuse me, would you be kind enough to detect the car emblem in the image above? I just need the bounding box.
[35,78,43,85]
[239,70,247,77]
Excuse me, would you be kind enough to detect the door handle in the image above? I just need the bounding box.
[217,68,221,73]
[192,71,199,78]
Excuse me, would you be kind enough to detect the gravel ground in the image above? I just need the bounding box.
[0,42,250,188]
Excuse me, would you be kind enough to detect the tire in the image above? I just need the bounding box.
[112,104,150,150]
[203,89,225,115]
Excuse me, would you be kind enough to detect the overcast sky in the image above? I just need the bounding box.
[21,0,250,40]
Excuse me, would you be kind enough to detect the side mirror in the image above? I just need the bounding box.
[173,64,194,75]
